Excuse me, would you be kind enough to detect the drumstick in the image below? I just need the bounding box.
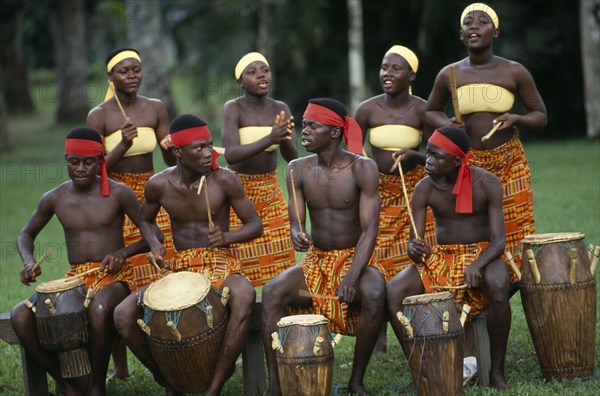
[289,169,304,234]
[463,370,478,387]
[197,175,205,195]
[449,64,463,125]
[63,267,99,281]
[590,246,600,275]
[431,284,468,290]
[148,252,161,271]
[298,290,339,300]
[30,251,51,276]
[481,121,503,142]
[110,81,128,122]
[202,176,213,227]
[395,155,421,242]
[504,251,521,280]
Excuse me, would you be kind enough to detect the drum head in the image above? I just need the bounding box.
[403,291,453,305]
[144,271,211,311]
[277,314,328,328]
[36,277,85,293]
[521,232,585,245]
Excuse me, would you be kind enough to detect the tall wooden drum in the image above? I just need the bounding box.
[520,232,596,380]
[34,277,90,378]
[273,314,333,396]
[140,271,229,393]
[400,291,463,396]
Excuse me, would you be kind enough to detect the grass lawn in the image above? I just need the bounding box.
[1,104,599,394]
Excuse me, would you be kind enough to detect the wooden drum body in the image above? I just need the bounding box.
[274,314,333,396]
[520,232,596,380]
[34,277,90,378]
[400,291,463,396]
[140,271,229,393]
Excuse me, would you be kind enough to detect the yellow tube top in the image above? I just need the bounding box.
[104,127,157,157]
[369,125,422,151]
[457,84,514,115]
[239,126,278,152]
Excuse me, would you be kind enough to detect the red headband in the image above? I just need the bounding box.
[65,139,109,196]
[428,130,473,213]
[303,103,363,155]
[170,126,220,171]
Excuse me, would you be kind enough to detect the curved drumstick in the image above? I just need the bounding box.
[290,169,304,234]
[505,251,521,280]
[63,267,99,282]
[431,284,467,290]
[391,155,421,242]
[481,121,503,142]
[109,81,128,122]
[203,177,213,227]
[148,252,161,271]
[30,251,51,276]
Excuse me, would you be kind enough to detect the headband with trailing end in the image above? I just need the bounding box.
[303,102,363,155]
[170,126,220,171]
[65,139,109,196]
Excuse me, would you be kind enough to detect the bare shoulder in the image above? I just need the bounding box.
[356,94,384,112]
[213,167,243,190]
[472,166,501,190]
[223,98,242,114]
[352,155,379,177]
[290,155,317,171]
[86,102,107,124]
[41,182,71,206]
[146,167,175,189]
[270,98,291,113]
[143,96,167,110]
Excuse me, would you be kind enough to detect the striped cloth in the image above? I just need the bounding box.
[65,261,135,294]
[468,131,535,281]
[377,167,437,277]
[288,246,390,335]
[171,247,243,289]
[228,170,295,286]
[417,243,492,319]
[110,171,175,288]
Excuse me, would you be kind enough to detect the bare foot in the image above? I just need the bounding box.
[348,382,374,396]
[106,370,130,382]
[489,372,507,390]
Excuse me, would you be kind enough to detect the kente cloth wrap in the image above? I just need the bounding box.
[468,131,535,281]
[105,50,141,100]
[65,138,109,196]
[170,247,243,290]
[429,130,474,213]
[288,246,390,335]
[303,102,363,155]
[110,171,175,288]
[170,125,220,170]
[228,170,295,286]
[460,3,499,28]
[417,242,493,319]
[376,168,437,277]
[65,261,135,294]
[235,52,269,80]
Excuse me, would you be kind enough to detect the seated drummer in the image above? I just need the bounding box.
[11,128,156,396]
[262,98,389,396]
[113,114,262,396]
[385,126,510,390]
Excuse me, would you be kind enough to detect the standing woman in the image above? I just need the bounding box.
[221,52,297,286]
[426,3,546,279]
[355,45,436,278]
[86,48,176,379]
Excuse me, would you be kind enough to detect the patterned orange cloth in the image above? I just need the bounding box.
[170,247,243,289]
[377,168,436,277]
[228,169,295,286]
[65,261,135,294]
[417,243,493,319]
[468,131,535,281]
[289,246,390,335]
[110,171,175,288]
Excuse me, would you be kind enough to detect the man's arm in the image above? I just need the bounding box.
[138,175,167,263]
[407,179,431,263]
[286,160,312,251]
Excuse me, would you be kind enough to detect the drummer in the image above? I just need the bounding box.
[113,114,262,396]
[11,128,156,396]
[386,126,511,389]
[261,98,389,396]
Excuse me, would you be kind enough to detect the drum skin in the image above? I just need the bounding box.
[401,292,463,396]
[520,233,596,380]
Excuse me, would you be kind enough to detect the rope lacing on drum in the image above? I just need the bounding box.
[31,293,40,307]
[143,306,154,324]
[583,239,598,257]
[403,305,417,322]
[277,326,291,349]
[530,244,544,257]
[402,313,429,396]
[432,304,447,322]
[195,299,213,314]
[165,310,183,329]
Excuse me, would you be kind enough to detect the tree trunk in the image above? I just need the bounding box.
[52,0,90,123]
[258,0,277,65]
[347,0,365,114]
[580,0,600,138]
[126,0,176,117]
[0,88,11,153]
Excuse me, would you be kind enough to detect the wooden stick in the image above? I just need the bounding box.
[110,81,128,122]
[203,176,213,227]
[449,64,462,124]
[289,169,304,234]
[298,290,339,300]
[481,121,503,142]
[63,267,99,281]
[459,304,471,327]
[148,252,161,271]
[431,284,468,290]
[389,154,402,173]
[396,155,421,241]
[30,251,51,276]
[463,369,478,387]
[197,175,206,195]
[505,251,521,280]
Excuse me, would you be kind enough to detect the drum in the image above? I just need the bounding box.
[520,232,596,380]
[140,271,229,393]
[400,291,463,396]
[34,277,90,378]
[273,314,333,396]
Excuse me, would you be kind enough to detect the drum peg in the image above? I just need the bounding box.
[166,320,182,341]
[271,332,283,353]
[313,336,324,355]
[505,251,521,281]
[588,245,595,262]
[206,305,214,328]
[221,287,230,306]
[331,333,343,348]
[569,248,578,284]
[24,299,36,313]
[84,288,95,308]
[459,304,471,327]
[136,319,151,336]
[442,311,449,334]
[396,312,413,339]
[590,246,600,275]
[44,298,57,315]
[526,249,541,284]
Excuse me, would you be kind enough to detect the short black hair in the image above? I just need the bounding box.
[170,114,208,134]
[66,127,103,144]
[105,48,140,68]
[436,126,470,153]
[308,98,348,120]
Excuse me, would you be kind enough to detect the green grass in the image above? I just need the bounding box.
[1,96,599,394]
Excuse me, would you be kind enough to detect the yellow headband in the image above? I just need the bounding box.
[106,50,141,72]
[460,3,499,29]
[385,45,419,74]
[234,52,269,80]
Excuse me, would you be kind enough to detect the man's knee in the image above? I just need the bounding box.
[10,301,33,334]
[113,294,140,334]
